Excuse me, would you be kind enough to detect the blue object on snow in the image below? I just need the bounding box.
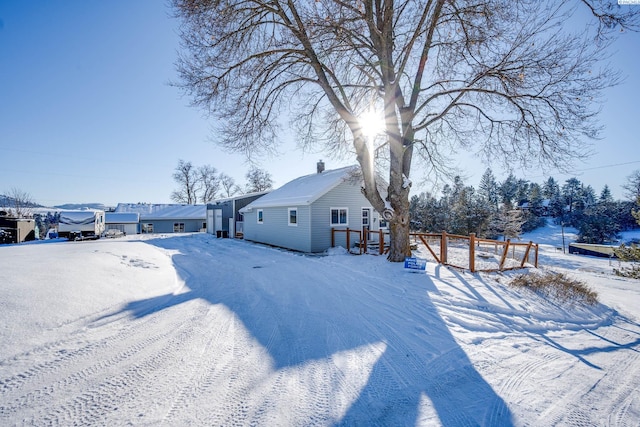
[404,257,426,271]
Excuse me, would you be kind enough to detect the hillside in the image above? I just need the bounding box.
[0,226,638,425]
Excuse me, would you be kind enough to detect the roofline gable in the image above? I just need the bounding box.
[240,166,361,211]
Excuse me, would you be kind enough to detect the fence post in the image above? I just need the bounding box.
[363,229,368,254]
[346,228,350,249]
[379,229,384,255]
[331,228,335,248]
[499,239,511,270]
[469,233,476,272]
[441,231,448,265]
[521,241,533,268]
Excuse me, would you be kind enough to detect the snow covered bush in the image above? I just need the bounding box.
[613,244,640,279]
[510,271,598,305]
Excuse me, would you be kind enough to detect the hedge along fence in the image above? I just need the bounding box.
[331,229,539,272]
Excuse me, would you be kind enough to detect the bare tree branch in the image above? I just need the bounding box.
[173,0,638,261]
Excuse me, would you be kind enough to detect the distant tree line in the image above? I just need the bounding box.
[410,169,640,244]
[171,160,273,204]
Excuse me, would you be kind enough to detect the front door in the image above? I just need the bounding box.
[362,208,371,237]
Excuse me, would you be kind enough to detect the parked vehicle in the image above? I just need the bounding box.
[104,229,125,238]
[58,210,105,240]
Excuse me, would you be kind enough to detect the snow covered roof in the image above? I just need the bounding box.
[105,212,140,224]
[209,191,270,205]
[241,166,361,210]
[114,203,206,220]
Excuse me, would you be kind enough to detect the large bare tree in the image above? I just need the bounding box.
[171,159,200,204]
[173,0,638,261]
[245,166,274,193]
[5,187,35,218]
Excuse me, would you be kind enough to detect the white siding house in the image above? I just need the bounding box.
[240,165,381,253]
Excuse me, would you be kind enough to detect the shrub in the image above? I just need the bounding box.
[510,271,598,305]
[613,244,640,279]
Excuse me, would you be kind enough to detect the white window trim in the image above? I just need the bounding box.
[330,207,349,226]
[288,207,298,226]
[257,209,264,224]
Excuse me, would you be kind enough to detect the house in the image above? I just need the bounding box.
[239,163,381,253]
[206,191,269,238]
[105,212,140,235]
[114,203,206,233]
[519,199,551,216]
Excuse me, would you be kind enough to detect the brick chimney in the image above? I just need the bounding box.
[317,160,325,174]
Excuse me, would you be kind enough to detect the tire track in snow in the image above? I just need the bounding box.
[537,327,640,426]
[0,295,219,425]
[160,305,241,425]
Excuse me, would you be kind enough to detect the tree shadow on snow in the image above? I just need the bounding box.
[107,235,514,426]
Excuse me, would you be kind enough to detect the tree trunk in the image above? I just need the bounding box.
[387,188,412,262]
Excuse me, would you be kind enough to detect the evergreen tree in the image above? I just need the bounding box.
[542,177,560,200]
[577,186,621,244]
[499,174,518,210]
[515,179,530,207]
[599,185,614,203]
[450,185,489,236]
[577,204,620,243]
[522,183,546,231]
[478,168,500,212]
[562,178,582,215]
[492,207,526,241]
[613,243,640,279]
[504,208,526,241]
[614,200,640,277]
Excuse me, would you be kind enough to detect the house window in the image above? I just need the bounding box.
[142,223,154,233]
[330,208,348,226]
[173,222,185,233]
[288,208,298,226]
[257,209,264,224]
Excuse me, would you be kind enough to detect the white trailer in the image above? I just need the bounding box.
[58,210,105,240]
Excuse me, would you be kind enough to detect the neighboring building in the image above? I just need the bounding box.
[206,191,269,238]
[519,199,551,216]
[114,203,206,234]
[240,164,381,253]
[0,216,36,243]
[569,243,617,258]
[105,212,140,235]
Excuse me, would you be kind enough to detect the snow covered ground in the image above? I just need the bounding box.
[0,224,639,426]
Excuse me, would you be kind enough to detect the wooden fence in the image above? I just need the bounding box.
[331,229,538,272]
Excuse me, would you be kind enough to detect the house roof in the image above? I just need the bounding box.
[241,166,361,210]
[105,212,140,224]
[207,191,270,206]
[114,203,206,220]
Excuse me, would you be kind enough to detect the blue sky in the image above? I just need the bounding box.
[1,1,639,207]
